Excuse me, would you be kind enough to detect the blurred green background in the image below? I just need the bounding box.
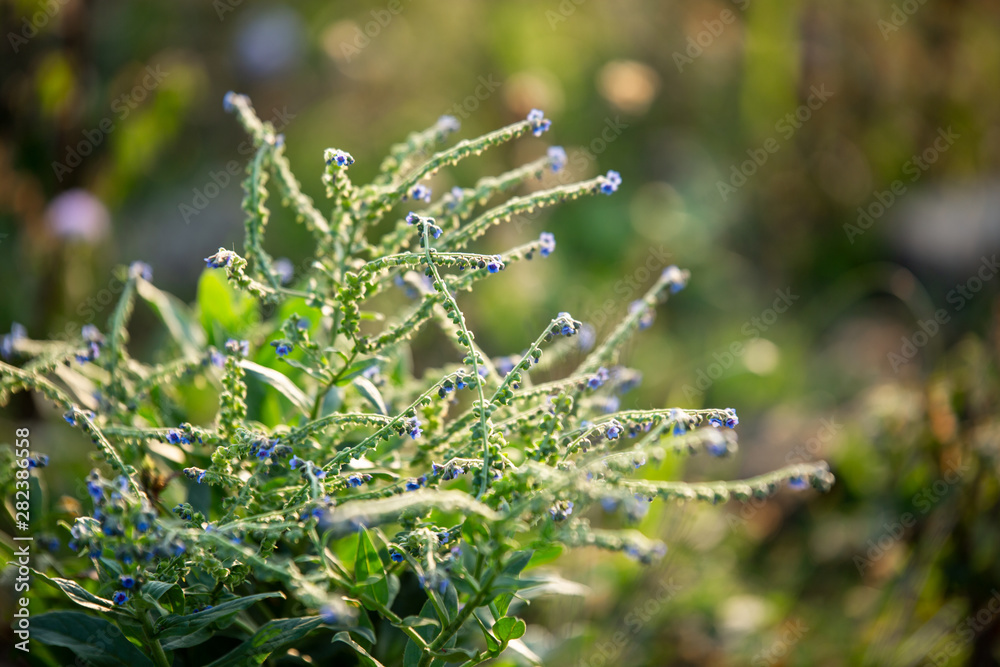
[2,0,1000,664]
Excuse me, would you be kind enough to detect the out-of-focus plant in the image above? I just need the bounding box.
[0,94,833,666]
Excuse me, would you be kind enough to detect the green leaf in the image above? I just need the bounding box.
[403,600,451,667]
[142,580,184,614]
[205,616,325,667]
[332,631,386,667]
[320,384,342,416]
[355,528,389,608]
[239,359,311,415]
[436,647,479,662]
[353,376,388,415]
[197,269,255,343]
[335,357,386,386]
[34,571,114,611]
[136,278,205,359]
[400,616,440,628]
[503,550,533,576]
[33,611,154,667]
[156,591,283,637]
[492,617,526,642]
[526,544,563,569]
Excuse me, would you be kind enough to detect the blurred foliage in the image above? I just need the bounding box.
[2,0,999,664]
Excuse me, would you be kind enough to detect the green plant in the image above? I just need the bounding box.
[0,94,834,666]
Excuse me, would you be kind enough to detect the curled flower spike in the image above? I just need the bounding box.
[271,340,292,357]
[324,148,355,167]
[527,108,552,136]
[225,338,250,357]
[405,211,421,225]
[205,249,234,269]
[539,232,556,257]
[661,265,687,293]
[437,114,461,134]
[112,591,129,606]
[630,300,655,330]
[599,170,622,195]
[409,184,432,202]
[555,312,580,336]
[547,146,567,172]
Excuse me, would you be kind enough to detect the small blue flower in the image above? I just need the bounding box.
[724,409,739,428]
[526,109,551,136]
[166,430,182,444]
[788,476,809,490]
[409,184,432,202]
[1,322,27,359]
[223,91,238,113]
[128,261,152,281]
[405,478,422,492]
[256,447,273,461]
[271,341,292,357]
[346,473,365,487]
[120,575,135,589]
[539,232,556,257]
[437,115,460,134]
[556,312,578,336]
[629,300,655,330]
[290,455,304,470]
[197,470,207,484]
[588,367,610,390]
[406,417,422,440]
[405,211,421,225]
[448,186,465,208]
[81,324,102,342]
[320,605,339,624]
[112,591,129,606]
[438,531,450,544]
[601,497,618,512]
[28,454,49,469]
[390,550,404,563]
[325,148,355,167]
[204,249,233,269]
[225,338,250,357]
[86,480,103,499]
[661,265,687,293]
[136,517,151,533]
[605,420,623,440]
[549,500,574,521]
[599,170,622,195]
[209,350,226,368]
[171,542,186,557]
[547,146,567,172]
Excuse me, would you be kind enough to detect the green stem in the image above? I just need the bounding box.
[140,611,171,667]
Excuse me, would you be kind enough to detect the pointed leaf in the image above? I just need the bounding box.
[335,357,386,386]
[332,631,386,667]
[155,591,284,637]
[353,376,388,415]
[205,616,325,667]
[355,528,389,608]
[239,359,311,415]
[33,611,154,667]
[34,571,113,611]
[136,279,205,359]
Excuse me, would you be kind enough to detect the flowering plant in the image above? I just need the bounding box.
[0,94,833,666]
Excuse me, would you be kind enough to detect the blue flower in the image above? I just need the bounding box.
[587,367,610,390]
[346,473,365,487]
[629,300,655,330]
[28,454,49,469]
[320,605,339,624]
[438,531,450,544]
[274,134,285,148]
[223,91,239,113]
[204,249,233,269]
[225,338,250,357]
[81,324,102,342]
[390,550,404,563]
[112,591,129,606]
[409,184,432,202]
[136,518,151,533]
[724,409,739,428]
[290,456,304,470]
[405,478,423,492]
[788,476,809,490]
[406,417,422,440]
[1,322,26,359]
[556,312,578,336]
[256,446,273,461]
[120,575,135,589]
[706,440,728,457]
[549,500,574,521]
[437,115,461,134]
[325,148,355,167]
[539,232,556,257]
[271,341,292,357]
[547,146,567,172]
[605,420,623,440]
[526,109,551,136]
[448,186,465,208]
[86,480,103,499]
[484,256,505,273]
[601,497,618,512]
[166,430,182,444]
[405,211,421,225]
[128,261,152,281]
[708,417,723,428]
[599,170,622,195]
[197,470,207,484]
[661,265,687,293]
